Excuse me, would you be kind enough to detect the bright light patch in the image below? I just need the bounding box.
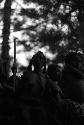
[46,23,57,31]
[65,5,70,13]
[59,40,65,46]
[58,20,62,29]
[10,31,24,40]
[22,18,34,27]
[17,52,28,66]
[0,0,63,71]
[0,0,5,8]
[14,0,25,9]
[59,4,64,14]
[62,25,68,34]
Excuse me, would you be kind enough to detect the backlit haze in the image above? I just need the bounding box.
[0,0,67,74]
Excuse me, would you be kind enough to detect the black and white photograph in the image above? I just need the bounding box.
[0,0,84,124]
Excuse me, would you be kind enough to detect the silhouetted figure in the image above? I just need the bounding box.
[16,51,63,125]
[47,63,63,98]
[17,51,46,97]
[0,66,17,125]
[7,65,20,90]
[60,51,84,103]
[58,51,84,125]
[1,65,21,124]
[15,51,48,125]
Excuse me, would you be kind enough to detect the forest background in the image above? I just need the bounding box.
[0,0,84,79]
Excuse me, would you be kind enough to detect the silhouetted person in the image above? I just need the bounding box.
[15,51,49,125]
[7,65,20,90]
[0,65,18,124]
[57,51,84,125]
[16,51,64,125]
[17,51,46,97]
[47,64,63,99]
[60,51,84,104]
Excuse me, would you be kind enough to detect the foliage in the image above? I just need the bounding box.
[1,0,84,74]
[15,1,83,59]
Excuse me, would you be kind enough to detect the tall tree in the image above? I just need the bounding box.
[1,0,12,80]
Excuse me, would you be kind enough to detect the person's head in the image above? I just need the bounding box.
[47,64,61,82]
[28,51,46,73]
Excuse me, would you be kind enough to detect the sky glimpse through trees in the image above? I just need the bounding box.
[0,0,84,75]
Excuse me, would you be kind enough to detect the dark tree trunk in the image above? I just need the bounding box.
[1,0,12,81]
[78,8,84,51]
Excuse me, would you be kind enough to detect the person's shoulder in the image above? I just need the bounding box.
[21,70,31,78]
